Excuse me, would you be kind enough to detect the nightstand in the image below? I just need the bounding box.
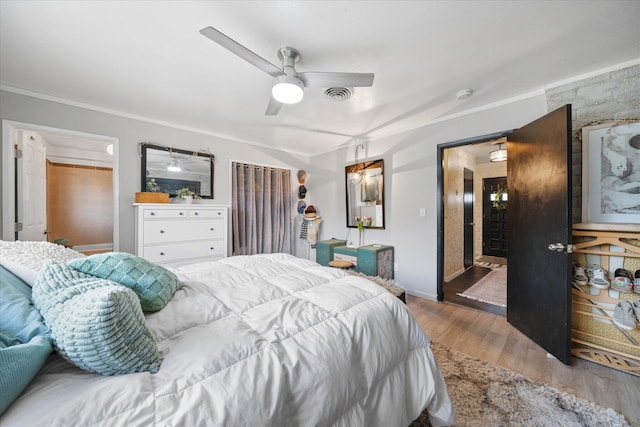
[316,239,347,266]
[329,244,394,280]
[356,245,394,279]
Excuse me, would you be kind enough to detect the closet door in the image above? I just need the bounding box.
[506,105,573,364]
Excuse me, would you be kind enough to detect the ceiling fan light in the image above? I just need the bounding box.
[272,75,304,104]
[167,158,181,172]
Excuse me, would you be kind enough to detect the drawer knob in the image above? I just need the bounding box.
[150,212,155,216]
[210,247,214,250]
[160,230,165,233]
[194,212,199,216]
[210,228,215,231]
[160,252,165,256]
[180,212,184,216]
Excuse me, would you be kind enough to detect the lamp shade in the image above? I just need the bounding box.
[272,75,304,104]
[489,143,507,162]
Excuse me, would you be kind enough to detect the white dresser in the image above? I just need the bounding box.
[134,204,228,267]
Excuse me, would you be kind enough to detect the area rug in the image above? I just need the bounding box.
[410,341,630,426]
[342,269,405,299]
[457,269,507,308]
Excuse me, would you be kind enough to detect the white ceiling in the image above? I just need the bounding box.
[1,1,639,156]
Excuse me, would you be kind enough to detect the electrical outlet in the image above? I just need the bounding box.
[394,262,398,272]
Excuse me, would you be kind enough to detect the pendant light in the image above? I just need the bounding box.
[490,142,507,162]
[350,144,365,184]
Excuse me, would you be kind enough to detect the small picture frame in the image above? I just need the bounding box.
[582,121,640,224]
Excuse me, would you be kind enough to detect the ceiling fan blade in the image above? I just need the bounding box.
[265,97,283,116]
[200,26,283,78]
[298,72,374,88]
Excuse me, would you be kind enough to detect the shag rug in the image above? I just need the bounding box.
[458,269,507,308]
[343,270,405,299]
[410,342,630,426]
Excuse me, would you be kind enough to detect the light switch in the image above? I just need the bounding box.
[419,208,426,217]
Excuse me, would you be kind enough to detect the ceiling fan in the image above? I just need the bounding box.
[200,26,375,116]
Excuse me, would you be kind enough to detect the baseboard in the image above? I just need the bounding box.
[444,268,465,282]
[73,243,113,252]
[406,289,439,302]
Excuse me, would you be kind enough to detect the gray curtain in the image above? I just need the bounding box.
[232,162,293,255]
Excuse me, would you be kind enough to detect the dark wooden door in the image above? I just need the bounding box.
[506,105,573,364]
[463,168,474,269]
[482,177,507,258]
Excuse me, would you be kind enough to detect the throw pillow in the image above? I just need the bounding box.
[67,252,180,312]
[0,266,52,414]
[32,262,161,376]
[0,240,84,286]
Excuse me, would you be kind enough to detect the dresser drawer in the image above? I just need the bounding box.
[143,209,188,219]
[334,252,357,265]
[143,240,225,263]
[189,209,225,219]
[143,219,224,244]
[135,204,229,265]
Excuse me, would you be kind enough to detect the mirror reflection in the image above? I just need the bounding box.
[141,144,215,198]
[346,159,384,229]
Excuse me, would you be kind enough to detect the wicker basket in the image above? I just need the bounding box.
[135,192,169,203]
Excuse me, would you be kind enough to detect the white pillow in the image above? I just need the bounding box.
[0,240,85,286]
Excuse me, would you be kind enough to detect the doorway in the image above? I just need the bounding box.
[439,134,509,315]
[437,105,573,364]
[2,121,120,251]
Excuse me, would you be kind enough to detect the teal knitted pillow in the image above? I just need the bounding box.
[32,262,161,376]
[67,252,180,312]
[0,266,52,414]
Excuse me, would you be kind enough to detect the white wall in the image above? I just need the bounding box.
[0,90,312,254]
[0,89,548,300]
[310,95,548,300]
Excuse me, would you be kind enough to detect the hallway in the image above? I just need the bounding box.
[444,264,506,316]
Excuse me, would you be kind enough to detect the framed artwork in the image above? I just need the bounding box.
[582,121,640,224]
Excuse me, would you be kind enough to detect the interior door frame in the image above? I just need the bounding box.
[1,120,120,250]
[437,130,512,300]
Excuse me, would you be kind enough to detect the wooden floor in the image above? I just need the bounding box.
[407,296,640,426]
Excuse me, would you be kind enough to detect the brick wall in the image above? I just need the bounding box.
[544,64,640,223]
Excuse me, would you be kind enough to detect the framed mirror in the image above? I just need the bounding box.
[345,159,384,229]
[141,143,215,198]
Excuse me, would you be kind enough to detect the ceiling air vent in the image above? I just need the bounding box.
[324,87,353,101]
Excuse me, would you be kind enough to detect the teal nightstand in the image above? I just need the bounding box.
[329,244,394,279]
[316,239,347,266]
[356,245,394,279]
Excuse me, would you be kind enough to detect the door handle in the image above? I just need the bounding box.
[547,243,576,253]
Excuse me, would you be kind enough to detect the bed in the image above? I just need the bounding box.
[0,241,454,426]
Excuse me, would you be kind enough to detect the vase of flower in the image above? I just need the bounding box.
[355,216,371,247]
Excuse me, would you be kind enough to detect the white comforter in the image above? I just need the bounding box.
[2,253,453,427]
